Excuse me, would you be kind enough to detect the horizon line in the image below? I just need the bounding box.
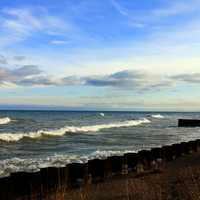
[0,104,199,112]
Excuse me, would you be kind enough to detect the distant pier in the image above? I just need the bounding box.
[178,119,200,127]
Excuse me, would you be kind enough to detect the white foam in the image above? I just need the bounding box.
[0,118,151,142]
[0,149,137,177]
[89,150,137,160]
[0,117,11,125]
[99,113,105,117]
[151,114,165,119]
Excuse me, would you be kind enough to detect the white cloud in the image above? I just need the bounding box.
[110,0,200,26]
[152,0,200,17]
[0,81,17,89]
[0,7,71,46]
[110,0,128,16]
[51,40,70,45]
[171,73,200,83]
[2,63,197,92]
[1,1,200,79]
[2,8,42,34]
[0,55,7,64]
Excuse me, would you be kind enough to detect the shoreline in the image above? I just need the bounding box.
[65,151,200,200]
[0,139,200,199]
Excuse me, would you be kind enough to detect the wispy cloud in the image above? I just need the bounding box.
[85,70,175,92]
[1,63,200,109]
[13,56,26,61]
[0,65,178,91]
[2,8,42,34]
[110,0,129,16]
[110,0,146,27]
[152,0,200,17]
[0,65,42,86]
[50,40,70,45]
[0,7,71,46]
[171,73,200,83]
[110,0,200,27]
[0,55,7,64]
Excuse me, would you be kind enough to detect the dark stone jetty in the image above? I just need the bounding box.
[178,119,200,127]
[1,139,200,199]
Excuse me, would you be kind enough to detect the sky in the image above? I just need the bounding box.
[0,0,200,111]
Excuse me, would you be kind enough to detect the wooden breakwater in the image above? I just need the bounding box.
[1,139,200,200]
[178,119,200,127]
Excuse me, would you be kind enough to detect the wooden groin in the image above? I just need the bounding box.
[1,139,200,199]
[178,119,200,127]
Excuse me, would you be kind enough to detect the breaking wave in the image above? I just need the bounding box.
[99,113,105,117]
[0,150,137,177]
[151,114,165,119]
[0,118,150,142]
[0,117,11,125]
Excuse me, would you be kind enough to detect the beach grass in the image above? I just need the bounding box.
[38,153,200,200]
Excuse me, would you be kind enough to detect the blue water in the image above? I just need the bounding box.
[0,110,200,176]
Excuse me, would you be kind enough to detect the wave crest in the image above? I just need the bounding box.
[151,114,164,119]
[0,118,150,142]
[0,117,11,125]
[0,150,137,177]
[99,113,105,117]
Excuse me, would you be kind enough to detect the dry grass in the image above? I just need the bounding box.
[18,154,200,200]
[176,167,200,200]
[51,167,200,200]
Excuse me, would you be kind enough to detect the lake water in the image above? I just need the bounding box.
[0,110,200,177]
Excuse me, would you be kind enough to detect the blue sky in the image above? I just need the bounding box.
[1,0,200,111]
